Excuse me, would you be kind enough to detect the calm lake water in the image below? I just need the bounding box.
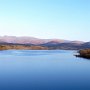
[0,50,90,90]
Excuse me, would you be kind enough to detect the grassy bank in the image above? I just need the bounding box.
[78,49,90,59]
[0,45,48,50]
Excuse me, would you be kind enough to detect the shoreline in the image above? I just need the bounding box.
[76,49,90,59]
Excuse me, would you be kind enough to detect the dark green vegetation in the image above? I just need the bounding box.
[78,49,90,59]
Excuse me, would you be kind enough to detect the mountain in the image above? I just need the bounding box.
[0,36,89,50]
[0,36,40,44]
[0,36,70,45]
[40,42,84,50]
[81,42,90,49]
[39,40,85,50]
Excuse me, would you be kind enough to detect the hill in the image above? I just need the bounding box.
[0,36,90,50]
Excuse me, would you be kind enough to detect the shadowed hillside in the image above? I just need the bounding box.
[0,42,90,50]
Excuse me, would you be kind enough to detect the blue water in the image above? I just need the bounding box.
[0,50,90,90]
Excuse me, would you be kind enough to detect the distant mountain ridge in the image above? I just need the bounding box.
[0,36,84,45]
[0,36,89,50]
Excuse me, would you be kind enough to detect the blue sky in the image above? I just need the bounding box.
[0,0,90,41]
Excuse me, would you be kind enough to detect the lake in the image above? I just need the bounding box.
[0,50,90,90]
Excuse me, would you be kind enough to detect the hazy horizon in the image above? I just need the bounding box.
[0,0,89,41]
[0,35,89,42]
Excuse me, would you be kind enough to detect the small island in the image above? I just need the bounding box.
[77,49,90,59]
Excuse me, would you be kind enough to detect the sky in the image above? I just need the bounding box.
[0,0,90,41]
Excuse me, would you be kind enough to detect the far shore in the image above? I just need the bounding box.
[0,44,80,50]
